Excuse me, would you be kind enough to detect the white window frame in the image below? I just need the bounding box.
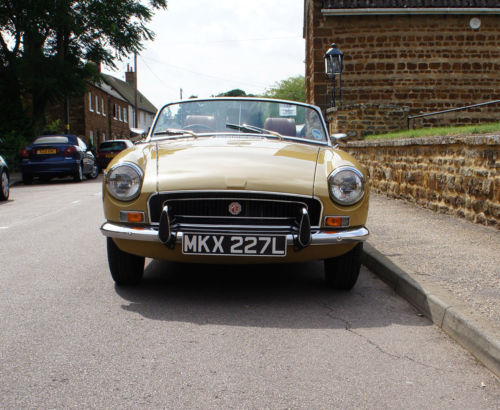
[95,95,100,114]
[89,92,93,112]
[89,130,94,144]
[123,107,128,123]
[118,105,122,121]
[102,98,106,116]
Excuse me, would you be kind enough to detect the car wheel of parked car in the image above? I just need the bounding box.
[88,163,99,179]
[22,173,33,185]
[74,164,83,182]
[324,242,363,290]
[107,237,145,286]
[0,170,9,200]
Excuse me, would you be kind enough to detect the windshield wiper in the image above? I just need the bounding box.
[153,128,198,138]
[225,122,282,140]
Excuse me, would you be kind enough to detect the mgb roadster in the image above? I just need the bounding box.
[101,98,369,289]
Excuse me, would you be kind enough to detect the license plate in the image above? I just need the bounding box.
[37,149,56,154]
[105,153,114,158]
[182,233,286,257]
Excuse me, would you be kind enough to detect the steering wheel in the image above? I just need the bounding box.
[183,124,215,132]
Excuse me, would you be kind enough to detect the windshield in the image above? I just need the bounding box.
[151,99,328,143]
[99,141,128,152]
[33,136,69,145]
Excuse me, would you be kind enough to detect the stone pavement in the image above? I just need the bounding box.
[364,192,500,377]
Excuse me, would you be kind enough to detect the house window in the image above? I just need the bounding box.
[102,98,106,116]
[112,104,117,119]
[95,95,100,114]
[118,106,122,121]
[89,92,93,112]
[102,132,106,141]
[89,130,94,144]
[123,107,128,123]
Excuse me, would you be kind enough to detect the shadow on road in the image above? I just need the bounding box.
[114,259,429,331]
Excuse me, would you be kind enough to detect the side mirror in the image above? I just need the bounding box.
[331,133,347,147]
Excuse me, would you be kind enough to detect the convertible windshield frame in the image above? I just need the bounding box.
[147,97,331,147]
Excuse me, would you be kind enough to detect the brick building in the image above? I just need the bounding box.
[304,0,500,128]
[46,69,156,147]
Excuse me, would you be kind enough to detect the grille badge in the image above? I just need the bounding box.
[228,201,242,216]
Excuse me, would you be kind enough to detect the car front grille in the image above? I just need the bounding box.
[148,192,322,231]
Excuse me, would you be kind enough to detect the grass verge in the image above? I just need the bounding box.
[364,122,500,140]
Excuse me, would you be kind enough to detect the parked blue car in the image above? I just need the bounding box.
[20,134,98,184]
[0,152,9,201]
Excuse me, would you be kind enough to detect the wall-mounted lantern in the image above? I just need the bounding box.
[324,43,344,107]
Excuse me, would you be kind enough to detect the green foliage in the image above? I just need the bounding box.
[216,89,248,97]
[264,75,306,102]
[43,118,64,135]
[0,0,167,143]
[364,122,500,140]
[0,130,29,171]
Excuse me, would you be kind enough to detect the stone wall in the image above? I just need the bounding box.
[327,104,409,139]
[304,0,500,126]
[346,135,500,229]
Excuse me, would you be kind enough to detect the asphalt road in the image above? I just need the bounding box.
[1,177,499,409]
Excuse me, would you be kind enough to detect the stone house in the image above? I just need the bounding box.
[304,0,500,135]
[46,68,156,147]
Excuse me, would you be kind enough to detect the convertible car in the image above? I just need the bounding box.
[101,98,369,289]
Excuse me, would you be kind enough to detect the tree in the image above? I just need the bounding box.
[264,75,305,102]
[0,0,167,138]
[216,89,247,97]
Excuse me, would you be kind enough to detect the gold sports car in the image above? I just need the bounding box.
[101,98,369,289]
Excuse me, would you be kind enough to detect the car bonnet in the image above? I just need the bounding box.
[154,137,320,196]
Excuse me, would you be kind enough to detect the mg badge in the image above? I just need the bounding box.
[228,201,242,216]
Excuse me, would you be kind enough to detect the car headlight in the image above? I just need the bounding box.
[105,163,143,201]
[328,166,365,206]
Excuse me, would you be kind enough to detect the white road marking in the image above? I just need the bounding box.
[72,200,81,204]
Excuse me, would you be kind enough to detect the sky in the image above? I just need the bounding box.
[102,0,306,109]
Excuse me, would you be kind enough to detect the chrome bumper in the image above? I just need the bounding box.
[100,222,369,246]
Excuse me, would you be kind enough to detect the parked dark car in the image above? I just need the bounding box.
[96,139,134,171]
[0,152,9,201]
[20,134,98,184]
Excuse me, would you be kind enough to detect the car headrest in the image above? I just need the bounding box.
[185,115,216,129]
[263,117,296,137]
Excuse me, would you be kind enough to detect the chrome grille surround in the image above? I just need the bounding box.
[147,191,323,231]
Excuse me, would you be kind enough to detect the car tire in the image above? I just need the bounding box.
[22,173,33,185]
[73,164,83,182]
[87,162,99,179]
[0,170,9,200]
[107,237,145,286]
[324,242,363,290]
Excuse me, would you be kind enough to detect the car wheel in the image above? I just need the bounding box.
[324,242,363,290]
[0,170,9,200]
[88,162,99,179]
[107,237,145,286]
[22,173,33,185]
[73,164,83,182]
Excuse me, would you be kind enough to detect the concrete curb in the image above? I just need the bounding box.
[362,242,500,378]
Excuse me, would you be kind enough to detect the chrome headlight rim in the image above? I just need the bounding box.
[328,166,365,206]
[105,162,144,202]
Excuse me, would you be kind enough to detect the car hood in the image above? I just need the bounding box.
[154,137,321,196]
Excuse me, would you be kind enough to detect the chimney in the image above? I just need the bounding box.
[125,65,135,86]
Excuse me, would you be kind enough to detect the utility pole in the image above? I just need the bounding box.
[180,88,183,100]
[134,53,138,128]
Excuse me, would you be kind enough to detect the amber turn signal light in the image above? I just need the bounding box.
[324,216,349,228]
[120,211,145,223]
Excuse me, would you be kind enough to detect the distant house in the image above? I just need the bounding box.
[102,70,157,131]
[46,68,156,147]
[304,0,500,127]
